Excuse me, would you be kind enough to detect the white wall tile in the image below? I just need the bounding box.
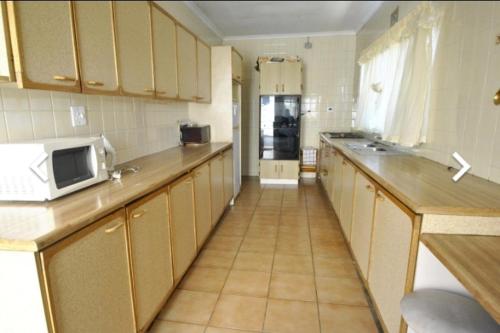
[4,111,33,141]
[32,111,56,139]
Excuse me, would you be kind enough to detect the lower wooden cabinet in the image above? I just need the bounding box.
[332,152,343,213]
[126,190,173,332]
[339,159,356,240]
[259,160,299,180]
[223,148,234,206]
[169,174,197,283]
[210,154,225,225]
[193,162,212,248]
[40,210,135,333]
[368,190,414,333]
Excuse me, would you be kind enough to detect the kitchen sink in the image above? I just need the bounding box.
[344,142,403,155]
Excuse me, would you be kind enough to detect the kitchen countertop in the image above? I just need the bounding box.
[421,233,500,323]
[0,142,232,252]
[321,134,500,217]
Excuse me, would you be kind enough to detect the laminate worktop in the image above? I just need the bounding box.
[321,134,500,217]
[0,142,232,252]
[421,233,500,323]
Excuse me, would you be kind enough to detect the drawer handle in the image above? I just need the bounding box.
[376,193,385,201]
[87,80,104,86]
[342,161,347,166]
[321,170,328,176]
[156,91,167,95]
[53,75,76,82]
[105,222,124,233]
[275,84,278,93]
[365,184,374,192]
[282,83,284,92]
[144,88,155,93]
[132,210,147,219]
[281,165,283,172]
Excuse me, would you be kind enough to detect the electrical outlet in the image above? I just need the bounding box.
[70,106,87,127]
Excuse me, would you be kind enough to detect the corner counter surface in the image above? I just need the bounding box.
[0,142,232,252]
[320,134,500,217]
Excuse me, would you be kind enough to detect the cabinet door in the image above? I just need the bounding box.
[176,25,197,101]
[210,155,225,224]
[280,61,302,95]
[223,149,234,206]
[127,191,173,331]
[350,172,376,279]
[169,175,197,283]
[332,153,344,214]
[0,1,14,82]
[339,160,356,241]
[151,4,177,99]
[7,1,80,91]
[259,62,281,95]
[326,148,335,200]
[231,49,242,83]
[260,160,279,179]
[196,40,211,103]
[368,191,413,333]
[114,1,154,97]
[319,142,329,189]
[279,160,299,180]
[40,210,135,333]
[73,1,119,94]
[193,163,212,249]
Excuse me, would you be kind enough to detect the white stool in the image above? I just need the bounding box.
[400,289,499,333]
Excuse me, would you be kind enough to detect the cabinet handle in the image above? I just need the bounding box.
[156,91,167,95]
[87,80,104,86]
[274,164,278,172]
[342,161,347,166]
[132,210,147,219]
[281,165,283,172]
[376,193,385,201]
[282,83,284,92]
[144,88,154,93]
[53,75,76,82]
[275,84,278,93]
[236,75,241,79]
[321,170,328,176]
[105,222,124,233]
[365,184,374,192]
[185,180,193,185]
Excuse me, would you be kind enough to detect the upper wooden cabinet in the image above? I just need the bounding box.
[73,1,118,94]
[126,190,174,332]
[113,1,154,97]
[176,25,197,101]
[40,210,135,333]
[196,39,211,103]
[151,3,178,99]
[6,1,80,92]
[0,1,14,82]
[231,49,242,83]
[259,59,302,95]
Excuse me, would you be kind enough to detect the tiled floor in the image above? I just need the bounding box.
[149,177,379,333]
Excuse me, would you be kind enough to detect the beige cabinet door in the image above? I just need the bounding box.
[279,160,299,180]
[368,191,413,333]
[339,160,356,241]
[223,149,234,206]
[0,2,14,82]
[350,172,376,279]
[259,62,281,95]
[193,163,212,249]
[319,142,329,190]
[231,49,242,83]
[196,40,211,103]
[114,1,154,97]
[73,1,118,94]
[260,159,279,179]
[326,147,335,200]
[176,25,197,101]
[7,1,80,92]
[332,152,343,214]
[151,4,177,99]
[127,190,173,331]
[210,155,225,224]
[169,175,197,283]
[40,210,135,333]
[280,61,302,95]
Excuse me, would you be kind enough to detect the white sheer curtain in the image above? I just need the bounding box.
[356,2,442,147]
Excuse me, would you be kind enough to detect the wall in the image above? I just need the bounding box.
[225,34,356,176]
[356,1,500,183]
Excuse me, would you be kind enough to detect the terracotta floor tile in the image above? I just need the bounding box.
[158,290,218,325]
[316,276,368,306]
[205,235,243,252]
[264,299,320,333]
[222,270,271,297]
[215,223,248,237]
[273,254,313,275]
[254,207,281,216]
[205,327,255,333]
[232,252,274,272]
[246,224,278,239]
[312,242,351,259]
[257,199,282,207]
[314,257,358,278]
[179,267,229,293]
[275,238,311,256]
[210,294,267,331]
[269,272,316,301]
[251,214,281,226]
[239,236,276,253]
[319,304,378,332]
[194,250,236,269]
[148,320,205,333]
[279,215,308,226]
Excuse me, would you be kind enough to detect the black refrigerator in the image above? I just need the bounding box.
[259,95,301,160]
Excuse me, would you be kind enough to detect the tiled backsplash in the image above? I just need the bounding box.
[356,1,500,184]
[225,34,356,176]
[0,87,188,164]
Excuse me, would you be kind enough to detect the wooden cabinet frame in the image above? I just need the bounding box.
[0,1,15,82]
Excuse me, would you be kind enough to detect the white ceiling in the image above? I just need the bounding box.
[188,1,383,39]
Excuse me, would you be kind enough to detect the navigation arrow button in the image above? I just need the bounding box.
[452,152,470,182]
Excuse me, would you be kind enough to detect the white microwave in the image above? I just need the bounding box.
[0,137,109,201]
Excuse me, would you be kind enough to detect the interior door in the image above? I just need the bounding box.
[280,61,302,95]
[73,1,119,94]
[193,163,212,249]
[196,39,211,103]
[176,24,197,101]
[259,62,281,95]
[151,3,178,99]
[113,1,154,97]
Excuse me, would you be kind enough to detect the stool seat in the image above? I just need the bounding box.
[400,290,499,333]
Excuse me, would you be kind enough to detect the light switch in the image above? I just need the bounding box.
[70,106,87,127]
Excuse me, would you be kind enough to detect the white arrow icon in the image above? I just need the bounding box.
[30,152,49,182]
[452,152,470,182]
